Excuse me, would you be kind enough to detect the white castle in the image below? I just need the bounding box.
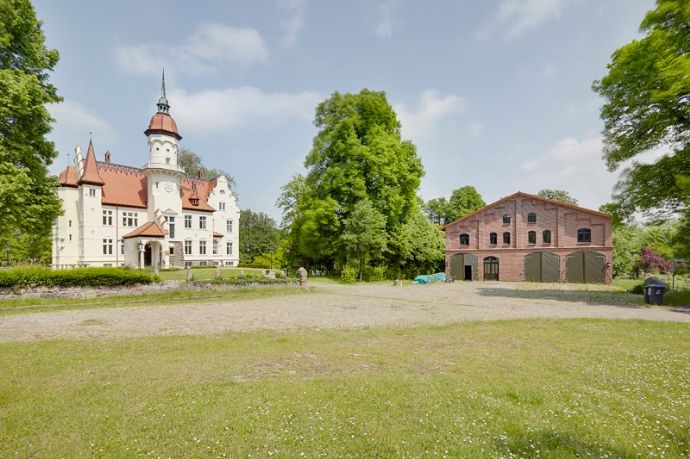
[52,73,240,269]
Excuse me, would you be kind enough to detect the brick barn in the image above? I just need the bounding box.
[441,192,613,283]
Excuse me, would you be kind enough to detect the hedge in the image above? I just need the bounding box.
[0,266,157,288]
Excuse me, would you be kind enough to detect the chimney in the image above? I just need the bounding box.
[104,151,111,163]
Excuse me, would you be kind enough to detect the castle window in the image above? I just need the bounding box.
[102,238,113,255]
[69,220,72,227]
[219,202,226,211]
[227,242,233,255]
[459,233,470,245]
[543,230,552,243]
[122,212,138,227]
[165,216,175,239]
[120,242,124,255]
[69,234,72,241]
[527,213,537,223]
[489,232,497,245]
[184,215,192,229]
[577,228,592,243]
[213,239,219,255]
[199,240,207,255]
[503,214,511,225]
[528,231,536,244]
[102,210,113,226]
[165,157,170,165]
[226,219,233,233]
[89,188,96,197]
[184,240,192,255]
[503,232,511,244]
[199,216,207,230]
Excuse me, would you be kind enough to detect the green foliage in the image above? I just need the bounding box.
[611,225,644,278]
[0,0,63,240]
[340,199,387,280]
[424,186,485,224]
[239,209,280,264]
[537,189,578,205]
[363,265,386,282]
[339,264,357,283]
[279,90,432,276]
[387,207,445,278]
[178,148,236,188]
[593,0,690,221]
[0,266,156,288]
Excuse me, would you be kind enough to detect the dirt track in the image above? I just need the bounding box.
[0,282,688,342]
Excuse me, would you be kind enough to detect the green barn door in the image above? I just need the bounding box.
[450,254,464,281]
[566,251,605,283]
[525,252,560,282]
[524,252,541,282]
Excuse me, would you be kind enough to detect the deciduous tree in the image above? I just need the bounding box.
[179,148,236,188]
[537,189,578,206]
[238,209,280,264]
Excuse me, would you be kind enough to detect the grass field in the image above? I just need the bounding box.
[1,319,688,457]
[157,267,273,281]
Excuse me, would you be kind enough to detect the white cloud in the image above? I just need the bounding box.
[278,0,307,48]
[49,101,115,144]
[375,0,398,38]
[115,24,269,76]
[395,90,465,141]
[479,0,565,39]
[169,87,321,132]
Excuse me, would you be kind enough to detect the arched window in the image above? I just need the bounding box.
[543,230,552,243]
[528,231,536,244]
[527,213,537,223]
[489,232,497,245]
[503,232,511,244]
[577,228,592,243]
[503,214,511,224]
[459,233,470,245]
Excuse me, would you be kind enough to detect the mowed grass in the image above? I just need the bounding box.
[157,267,269,281]
[1,320,689,457]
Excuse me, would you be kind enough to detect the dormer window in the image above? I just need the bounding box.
[503,214,511,225]
[190,197,199,206]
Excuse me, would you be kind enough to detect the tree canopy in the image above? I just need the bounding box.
[0,0,62,243]
[593,0,689,218]
[179,148,236,188]
[537,189,579,206]
[278,89,442,277]
[238,209,280,265]
[424,186,485,224]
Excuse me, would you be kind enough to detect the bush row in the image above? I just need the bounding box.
[0,266,157,288]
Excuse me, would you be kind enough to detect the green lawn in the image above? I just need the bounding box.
[157,267,270,281]
[1,319,688,457]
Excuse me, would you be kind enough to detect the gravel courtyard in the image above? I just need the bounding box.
[0,281,688,342]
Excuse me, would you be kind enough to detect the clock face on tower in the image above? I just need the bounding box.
[164,183,174,193]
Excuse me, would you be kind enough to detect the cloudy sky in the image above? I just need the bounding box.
[35,0,654,218]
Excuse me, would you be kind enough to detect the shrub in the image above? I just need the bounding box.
[630,283,644,295]
[364,266,386,282]
[340,265,357,283]
[0,266,156,289]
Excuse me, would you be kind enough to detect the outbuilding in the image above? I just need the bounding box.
[441,192,613,283]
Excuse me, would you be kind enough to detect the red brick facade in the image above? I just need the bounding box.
[442,192,613,283]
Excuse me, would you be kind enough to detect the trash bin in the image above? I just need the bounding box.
[644,284,666,305]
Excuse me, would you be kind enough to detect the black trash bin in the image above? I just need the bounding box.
[644,284,666,305]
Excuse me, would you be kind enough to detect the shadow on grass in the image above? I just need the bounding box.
[498,430,633,458]
[477,286,643,307]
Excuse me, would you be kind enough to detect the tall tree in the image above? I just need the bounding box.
[280,89,425,272]
[179,148,236,188]
[537,189,579,206]
[592,0,689,222]
[340,199,387,280]
[0,0,62,241]
[423,197,448,225]
[424,186,485,225]
[238,209,280,264]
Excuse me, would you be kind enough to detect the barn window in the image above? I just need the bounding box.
[543,230,552,243]
[489,232,497,245]
[528,231,536,244]
[503,214,511,224]
[577,228,592,243]
[503,232,511,244]
[527,213,537,223]
[459,233,470,245]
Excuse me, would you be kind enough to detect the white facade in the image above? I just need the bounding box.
[52,79,240,269]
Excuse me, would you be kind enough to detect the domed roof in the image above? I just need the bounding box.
[144,112,182,140]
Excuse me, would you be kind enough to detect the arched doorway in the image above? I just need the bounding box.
[566,251,606,283]
[144,243,152,267]
[524,252,560,283]
[483,256,499,281]
[450,253,478,281]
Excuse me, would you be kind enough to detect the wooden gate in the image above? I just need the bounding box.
[524,252,560,283]
[450,253,478,281]
[566,251,606,283]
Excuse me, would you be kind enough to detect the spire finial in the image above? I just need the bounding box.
[157,69,170,113]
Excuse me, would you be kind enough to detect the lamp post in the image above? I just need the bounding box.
[5,242,9,266]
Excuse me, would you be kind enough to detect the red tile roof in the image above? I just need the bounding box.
[213,232,224,238]
[122,221,166,239]
[144,112,182,140]
[78,140,105,185]
[58,166,78,187]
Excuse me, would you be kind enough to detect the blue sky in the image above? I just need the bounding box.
[35,0,654,219]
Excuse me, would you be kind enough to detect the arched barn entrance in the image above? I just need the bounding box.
[483,256,499,281]
[566,251,606,283]
[450,253,478,281]
[524,252,560,283]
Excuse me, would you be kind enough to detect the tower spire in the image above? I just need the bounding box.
[157,69,170,113]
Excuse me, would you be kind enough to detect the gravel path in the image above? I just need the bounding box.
[0,282,688,342]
